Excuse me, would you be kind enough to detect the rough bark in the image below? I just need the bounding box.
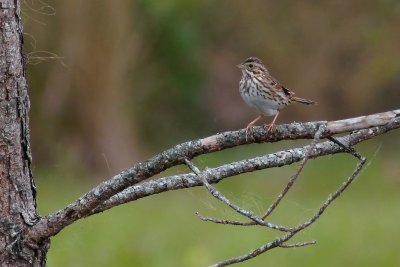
[0,0,49,266]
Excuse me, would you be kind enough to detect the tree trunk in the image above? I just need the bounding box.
[0,0,49,266]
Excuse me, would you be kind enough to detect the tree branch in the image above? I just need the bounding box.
[27,110,400,244]
[91,116,399,215]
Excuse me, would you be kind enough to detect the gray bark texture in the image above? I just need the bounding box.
[0,0,49,266]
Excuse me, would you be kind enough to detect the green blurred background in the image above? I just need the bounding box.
[22,0,400,266]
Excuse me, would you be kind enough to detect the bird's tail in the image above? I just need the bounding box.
[293,97,316,105]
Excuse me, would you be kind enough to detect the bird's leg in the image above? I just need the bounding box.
[245,115,262,141]
[266,111,280,132]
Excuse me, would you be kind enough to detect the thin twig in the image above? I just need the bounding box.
[184,159,290,232]
[210,233,294,267]
[195,213,251,226]
[327,136,363,160]
[195,212,286,229]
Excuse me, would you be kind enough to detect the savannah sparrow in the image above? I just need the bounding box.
[238,57,315,139]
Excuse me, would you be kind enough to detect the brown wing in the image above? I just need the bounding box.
[255,71,314,105]
[261,74,295,97]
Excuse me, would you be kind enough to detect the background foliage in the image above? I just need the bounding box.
[23,0,399,266]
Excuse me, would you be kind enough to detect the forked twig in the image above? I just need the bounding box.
[291,157,366,233]
[184,159,290,232]
[185,127,367,267]
[211,149,366,266]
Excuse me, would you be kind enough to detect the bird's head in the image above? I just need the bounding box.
[237,57,269,76]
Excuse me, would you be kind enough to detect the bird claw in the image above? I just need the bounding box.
[245,127,252,141]
[264,123,276,133]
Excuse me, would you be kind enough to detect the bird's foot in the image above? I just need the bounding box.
[245,126,253,141]
[264,123,277,133]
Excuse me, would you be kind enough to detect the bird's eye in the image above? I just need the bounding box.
[248,64,253,68]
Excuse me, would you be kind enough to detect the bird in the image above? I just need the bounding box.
[237,57,316,139]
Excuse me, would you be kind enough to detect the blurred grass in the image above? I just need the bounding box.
[36,139,400,267]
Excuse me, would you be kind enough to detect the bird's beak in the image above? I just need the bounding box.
[237,64,243,69]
